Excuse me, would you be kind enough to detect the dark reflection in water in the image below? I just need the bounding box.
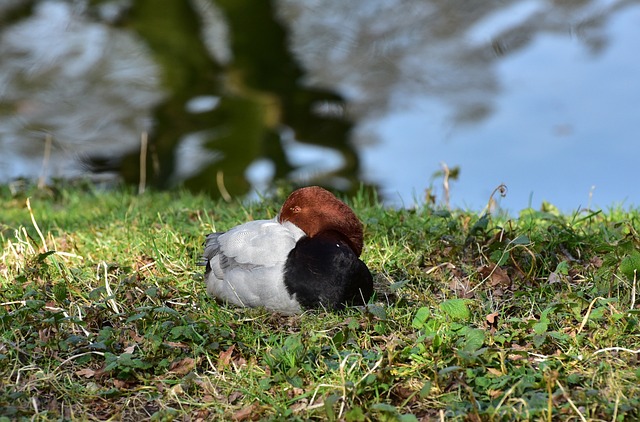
[1,0,637,205]
[0,0,368,199]
[87,0,366,198]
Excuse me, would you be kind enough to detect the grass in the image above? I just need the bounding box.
[1,181,640,421]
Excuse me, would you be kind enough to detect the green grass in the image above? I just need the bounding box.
[1,182,640,421]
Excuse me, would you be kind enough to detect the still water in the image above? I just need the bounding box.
[1,0,639,211]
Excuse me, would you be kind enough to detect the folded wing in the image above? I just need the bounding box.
[203,218,306,313]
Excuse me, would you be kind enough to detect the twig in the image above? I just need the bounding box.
[99,262,120,315]
[425,262,455,275]
[309,383,344,414]
[632,269,637,310]
[593,347,640,355]
[19,227,37,255]
[216,170,232,202]
[577,296,605,334]
[26,198,48,252]
[587,185,595,210]
[43,304,91,337]
[555,380,587,422]
[139,132,148,195]
[492,379,521,417]
[440,162,451,209]
[612,392,620,422]
[0,300,27,307]
[38,133,52,189]
[55,351,105,371]
[483,183,508,214]
[53,251,84,260]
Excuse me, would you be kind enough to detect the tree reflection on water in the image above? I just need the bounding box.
[83,0,366,198]
[0,0,634,201]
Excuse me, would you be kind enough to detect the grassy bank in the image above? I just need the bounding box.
[1,183,639,421]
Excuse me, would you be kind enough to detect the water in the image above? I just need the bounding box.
[1,0,639,211]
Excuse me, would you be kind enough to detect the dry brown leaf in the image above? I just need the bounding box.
[218,344,236,369]
[232,404,256,421]
[135,255,156,272]
[478,264,511,294]
[164,341,189,349]
[228,391,243,404]
[507,354,526,361]
[466,413,482,422]
[485,312,499,332]
[590,256,603,268]
[169,357,196,375]
[511,343,531,351]
[234,356,248,368]
[170,384,184,395]
[486,367,503,376]
[393,385,416,402]
[75,368,95,378]
[449,276,474,299]
[490,266,511,288]
[128,329,144,343]
[289,400,309,413]
[547,272,563,284]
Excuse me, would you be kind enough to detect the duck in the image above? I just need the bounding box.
[201,186,373,314]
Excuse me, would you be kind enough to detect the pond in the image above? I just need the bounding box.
[1,0,639,212]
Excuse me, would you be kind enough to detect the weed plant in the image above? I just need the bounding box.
[1,182,639,421]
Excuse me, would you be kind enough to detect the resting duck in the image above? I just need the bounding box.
[202,186,373,314]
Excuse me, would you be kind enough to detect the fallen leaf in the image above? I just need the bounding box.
[449,276,474,299]
[486,367,503,376]
[478,264,511,293]
[485,312,499,331]
[228,391,243,404]
[392,385,415,401]
[488,389,503,399]
[466,414,482,422]
[169,357,196,375]
[234,356,247,368]
[128,330,144,343]
[507,354,526,361]
[164,341,189,349]
[45,396,59,413]
[123,345,135,354]
[289,400,309,413]
[93,365,107,380]
[75,368,95,378]
[232,404,256,421]
[548,272,563,284]
[218,344,236,369]
[511,343,530,351]
[286,387,304,399]
[590,256,603,268]
[170,384,184,395]
[113,379,127,389]
[192,409,211,422]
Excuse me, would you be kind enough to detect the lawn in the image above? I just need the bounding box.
[1,182,639,421]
